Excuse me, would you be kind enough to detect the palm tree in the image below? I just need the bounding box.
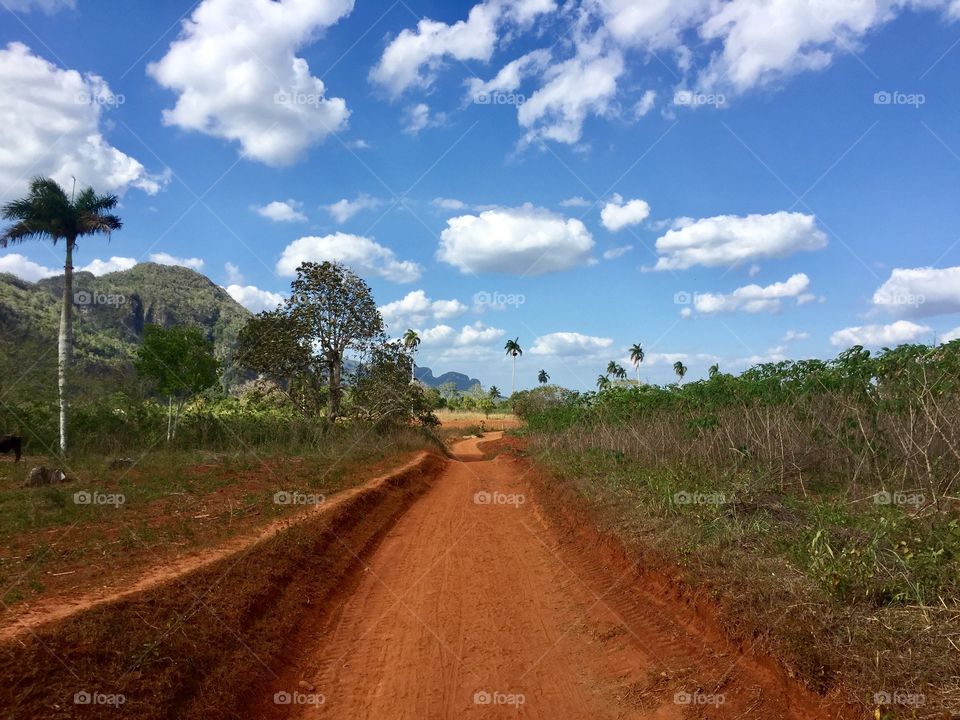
[488,385,501,400]
[607,361,627,380]
[629,343,645,382]
[673,361,688,384]
[2,177,122,454]
[537,369,549,385]
[596,375,611,391]
[606,360,618,377]
[708,363,720,378]
[402,329,421,382]
[504,338,522,395]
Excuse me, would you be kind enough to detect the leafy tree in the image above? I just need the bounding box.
[402,329,421,382]
[1,177,122,453]
[629,343,645,382]
[349,341,438,428]
[504,338,522,395]
[235,310,326,415]
[287,261,383,424]
[135,325,219,440]
[673,361,688,384]
[538,369,550,385]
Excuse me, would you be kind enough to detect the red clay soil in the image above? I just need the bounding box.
[0,434,851,719]
[246,434,845,720]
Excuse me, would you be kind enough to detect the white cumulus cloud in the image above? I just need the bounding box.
[437,204,594,275]
[80,256,138,275]
[277,233,421,283]
[325,194,382,223]
[530,332,613,357]
[0,42,164,202]
[0,253,57,281]
[872,266,960,317]
[600,193,651,232]
[830,320,932,348]
[254,200,306,223]
[226,284,285,313]
[149,253,205,271]
[651,211,827,271]
[692,273,811,314]
[380,290,468,328]
[147,0,353,166]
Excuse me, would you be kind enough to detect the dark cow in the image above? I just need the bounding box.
[0,435,22,463]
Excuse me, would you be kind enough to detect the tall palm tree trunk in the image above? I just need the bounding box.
[511,356,516,396]
[58,239,75,454]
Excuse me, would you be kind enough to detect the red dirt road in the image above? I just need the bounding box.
[257,434,836,720]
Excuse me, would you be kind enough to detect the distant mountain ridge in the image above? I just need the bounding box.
[414,366,482,391]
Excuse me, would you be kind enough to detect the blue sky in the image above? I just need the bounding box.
[2,0,960,391]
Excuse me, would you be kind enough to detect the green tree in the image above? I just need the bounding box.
[288,261,384,424]
[488,385,502,400]
[538,369,550,385]
[135,325,220,440]
[596,375,611,391]
[350,341,438,428]
[629,343,645,382]
[708,363,720,378]
[504,338,522,395]
[673,361,688,384]
[1,177,122,453]
[402,329,421,382]
[607,361,627,380]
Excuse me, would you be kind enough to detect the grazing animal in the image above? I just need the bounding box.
[0,435,22,463]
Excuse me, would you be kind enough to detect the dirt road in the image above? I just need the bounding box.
[255,434,833,720]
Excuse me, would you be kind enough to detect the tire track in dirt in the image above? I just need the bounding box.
[252,434,839,720]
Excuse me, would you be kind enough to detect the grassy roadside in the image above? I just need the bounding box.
[0,426,441,613]
[526,440,959,719]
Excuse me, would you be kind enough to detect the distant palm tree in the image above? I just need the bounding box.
[504,338,522,395]
[607,361,626,380]
[606,360,618,377]
[2,177,122,454]
[673,361,688,384]
[708,363,720,378]
[402,329,421,381]
[538,369,549,385]
[488,385,501,400]
[596,375,611,391]
[629,343,645,382]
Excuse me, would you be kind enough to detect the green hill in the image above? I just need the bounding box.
[0,263,250,384]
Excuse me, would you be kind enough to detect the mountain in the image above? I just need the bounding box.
[0,263,250,380]
[414,366,482,391]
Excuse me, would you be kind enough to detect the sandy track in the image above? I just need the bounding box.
[254,434,835,720]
